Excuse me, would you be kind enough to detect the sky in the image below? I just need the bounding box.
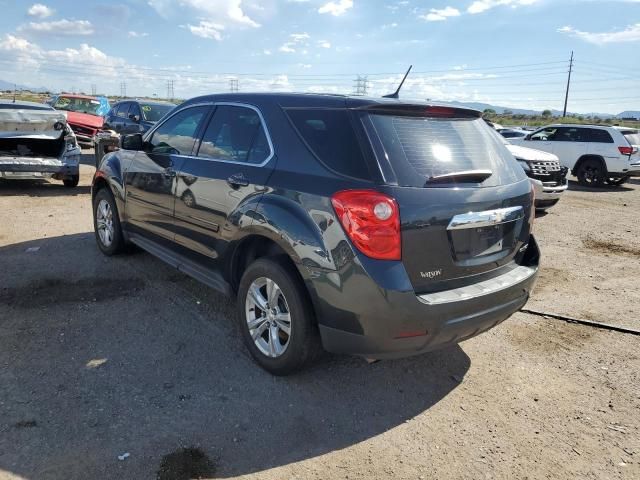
[0,0,638,114]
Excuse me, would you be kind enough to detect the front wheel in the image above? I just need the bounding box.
[63,175,79,188]
[237,257,320,375]
[605,176,628,186]
[576,159,605,187]
[93,188,125,255]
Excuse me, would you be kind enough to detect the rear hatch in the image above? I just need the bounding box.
[356,103,533,294]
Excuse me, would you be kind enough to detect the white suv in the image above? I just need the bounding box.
[510,124,636,187]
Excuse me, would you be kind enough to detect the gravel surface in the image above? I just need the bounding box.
[1,158,638,479]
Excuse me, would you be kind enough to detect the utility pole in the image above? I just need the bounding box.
[562,51,573,118]
[166,80,174,100]
[229,78,239,93]
[353,75,368,96]
[120,82,127,98]
[91,84,97,96]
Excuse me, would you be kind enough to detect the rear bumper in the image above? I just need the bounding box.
[0,155,80,179]
[312,236,540,359]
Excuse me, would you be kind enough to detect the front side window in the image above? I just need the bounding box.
[530,127,558,141]
[197,105,271,164]
[116,103,130,118]
[148,106,208,155]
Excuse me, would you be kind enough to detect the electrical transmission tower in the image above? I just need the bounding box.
[91,84,97,96]
[562,51,574,118]
[167,80,175,100]
[120,82,127,98]
[229,79,239,93]
[353,75,368,96]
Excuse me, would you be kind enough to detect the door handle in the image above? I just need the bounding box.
[227,173,249,188]
[163,167,176,178]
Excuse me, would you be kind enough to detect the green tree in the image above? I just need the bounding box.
[483,108,496,115]
[542,109,552,118]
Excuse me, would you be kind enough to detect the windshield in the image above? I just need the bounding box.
[367,114,524,187]
[140,103,174,122]
[53,96,102,116]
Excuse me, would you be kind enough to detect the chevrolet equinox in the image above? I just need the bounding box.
[92,93,540,375]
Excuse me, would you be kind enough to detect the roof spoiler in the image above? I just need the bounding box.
[354,103,482,118]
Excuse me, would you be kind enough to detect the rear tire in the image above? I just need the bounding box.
[63,175,79,188]
[237,257,320,375]
[576,159,605,187]
[93,188,125,255]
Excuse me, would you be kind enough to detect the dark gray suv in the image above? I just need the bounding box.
[92,93,539,375]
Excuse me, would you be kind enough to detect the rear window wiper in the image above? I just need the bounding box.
[425,169,492,185]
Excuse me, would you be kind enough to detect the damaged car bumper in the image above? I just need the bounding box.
[0,155,80,180]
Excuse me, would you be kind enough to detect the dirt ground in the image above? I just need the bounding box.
[0,156,639,480]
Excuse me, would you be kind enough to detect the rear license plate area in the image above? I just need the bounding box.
[449,223,516,261]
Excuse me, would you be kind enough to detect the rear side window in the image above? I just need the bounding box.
[583,128,613,143]
[367,114,523,187]
[285,109,371,180]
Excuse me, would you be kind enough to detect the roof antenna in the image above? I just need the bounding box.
[383,65,412,99]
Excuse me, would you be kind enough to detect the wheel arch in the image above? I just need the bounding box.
[573,154,607,176]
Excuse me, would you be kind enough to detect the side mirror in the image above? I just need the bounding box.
[120,133,144,151]
[129,113,141,123]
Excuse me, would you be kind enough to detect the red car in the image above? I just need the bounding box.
[50,94,108,145]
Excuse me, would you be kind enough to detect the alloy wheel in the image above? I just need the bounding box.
[96,199,114,247]
[245,277,292,358]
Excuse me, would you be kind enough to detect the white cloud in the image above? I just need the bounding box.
[467,0,539,14]
[149,0,260,28]
[421,6,461,21]
[279,43,296,52]
[128,31,149,38]
[19,19,94,36]
[187,21,225,40]
[290,32,310,42]
[318,40,331,48]
[263,49,272,55]
[318,0,353,16]
[27,3,54,18]
[558,23,640,44]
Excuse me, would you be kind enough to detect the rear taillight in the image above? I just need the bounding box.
[619,146,633,155]
[331,190,401,261]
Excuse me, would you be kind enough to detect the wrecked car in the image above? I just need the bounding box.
[51,94,109,146]
[0,100,82,188]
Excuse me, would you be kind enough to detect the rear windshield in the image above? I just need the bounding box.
[285,108,372,180]
[621,130,640,146]
[366,114,524,187]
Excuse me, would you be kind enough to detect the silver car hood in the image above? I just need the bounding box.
[0,109,67,139]
[505,144,559,162]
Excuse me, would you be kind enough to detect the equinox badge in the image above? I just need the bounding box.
[420,269,442,279]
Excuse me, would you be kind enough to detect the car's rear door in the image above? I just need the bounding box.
[173,103,275,265]
[124,104,209,246]
[359,106,533,294]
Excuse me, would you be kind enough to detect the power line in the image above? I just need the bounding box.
[166,80,175,100]
[353,75,368,95]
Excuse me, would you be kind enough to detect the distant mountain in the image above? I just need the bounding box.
[447,101,616,119]
[0,79,49,93]
[617,111,640,119]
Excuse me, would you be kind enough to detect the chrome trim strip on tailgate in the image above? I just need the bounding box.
[447,206,523,230]
[416,265,536,305]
